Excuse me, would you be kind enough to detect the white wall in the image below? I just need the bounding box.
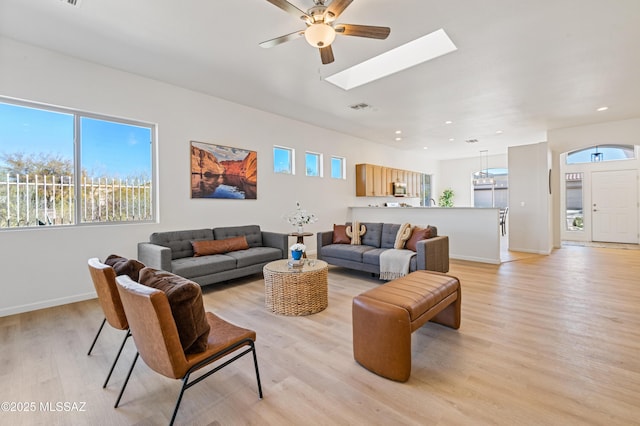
[0,37,436,316]
[508,142,553,254]
[437,153,507,207]
[548,118,640,153]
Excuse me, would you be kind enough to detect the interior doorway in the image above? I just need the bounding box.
[591,170,639,243]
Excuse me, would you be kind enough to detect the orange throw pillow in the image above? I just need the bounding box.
[191,236,249,256]
[405,226,436,252]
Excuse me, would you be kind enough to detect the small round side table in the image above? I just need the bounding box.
[289,232,313,258]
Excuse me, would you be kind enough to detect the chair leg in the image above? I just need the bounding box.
[168,340,263,425]
[169,374,191,426]
[87,318,106,355]
[114,352,139,408]
[103,330,131,388]
[251,342,263,399]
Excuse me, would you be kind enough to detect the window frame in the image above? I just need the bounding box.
[566,144,635,164]
[330,155,346,180]
[305,151,323,177]
[472,168,508,209]
[564,172,584,232]
[0,97,156,229]
[273,145,295,175]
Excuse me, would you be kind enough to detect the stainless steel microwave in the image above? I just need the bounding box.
[393,182,407,196]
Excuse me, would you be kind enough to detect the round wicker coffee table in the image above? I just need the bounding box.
[263,259,328,316]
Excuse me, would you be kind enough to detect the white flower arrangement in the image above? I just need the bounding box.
[283,202,318,228]
[290,243,306,252]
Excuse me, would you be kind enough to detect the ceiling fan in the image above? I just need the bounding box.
[260,0,391,65]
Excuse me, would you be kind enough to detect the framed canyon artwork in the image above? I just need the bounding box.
[190,141,257,199]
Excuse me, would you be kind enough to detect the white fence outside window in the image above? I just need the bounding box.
[1,173,152,228]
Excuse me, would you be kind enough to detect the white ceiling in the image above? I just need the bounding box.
[1,0,640,159]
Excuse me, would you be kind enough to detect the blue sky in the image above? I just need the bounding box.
[192,141,251,162]
[0,102,151,178]
[566,146,632,164]
[273,147,291,174]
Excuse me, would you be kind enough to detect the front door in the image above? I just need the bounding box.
[591,170,639,243]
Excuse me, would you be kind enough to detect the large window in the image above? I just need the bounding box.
[473,168,508,208]
[0,98,154,229]
[273,146,294,174]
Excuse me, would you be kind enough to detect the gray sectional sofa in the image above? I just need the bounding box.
[317,222,449,275]
[137,225,288,286]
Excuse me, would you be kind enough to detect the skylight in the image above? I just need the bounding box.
[325,29,457,91]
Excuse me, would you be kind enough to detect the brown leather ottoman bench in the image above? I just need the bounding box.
[352,270,461,382]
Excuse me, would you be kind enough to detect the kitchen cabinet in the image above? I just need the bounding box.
[356,164,386,196]
[356,164,425,197]
[408,172,421,197]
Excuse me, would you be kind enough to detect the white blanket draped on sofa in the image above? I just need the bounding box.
[379,249,415,280]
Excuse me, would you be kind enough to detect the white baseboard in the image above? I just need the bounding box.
[450,254,501,265]
[508,247,552,255]
[0,292,96,318]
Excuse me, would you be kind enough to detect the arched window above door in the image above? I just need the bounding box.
[566,144,635,164]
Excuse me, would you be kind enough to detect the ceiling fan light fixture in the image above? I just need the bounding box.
[305,23,336,47]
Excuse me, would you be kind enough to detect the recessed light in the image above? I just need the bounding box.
[395,130,402,134]
[596,106,608,112]
[449,138,455,142]
[395,137,403,141]
[445,120,453,125]
[496,130,503,134]
[423,146,428,150]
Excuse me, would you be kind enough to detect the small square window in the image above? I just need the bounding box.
[330,156,346,179]
[305,151,323,177]
[273,146,294,174]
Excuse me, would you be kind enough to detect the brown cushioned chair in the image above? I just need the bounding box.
[87,257,132,388]
[114,275,263,426]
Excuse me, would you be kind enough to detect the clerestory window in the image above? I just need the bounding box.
[273,146,294,175]
[305,151,323,177]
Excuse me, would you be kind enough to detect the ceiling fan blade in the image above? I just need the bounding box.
[320,46,335,64]
[335,24,390,39]
[326,0,353,20]
[265,0,310,21]
[260,30,305,48]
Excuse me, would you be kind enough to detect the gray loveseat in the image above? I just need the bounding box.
[317,222,449,275]
[138,225,288,286]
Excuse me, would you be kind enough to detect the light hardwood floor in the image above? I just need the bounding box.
[1,246,639,425]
